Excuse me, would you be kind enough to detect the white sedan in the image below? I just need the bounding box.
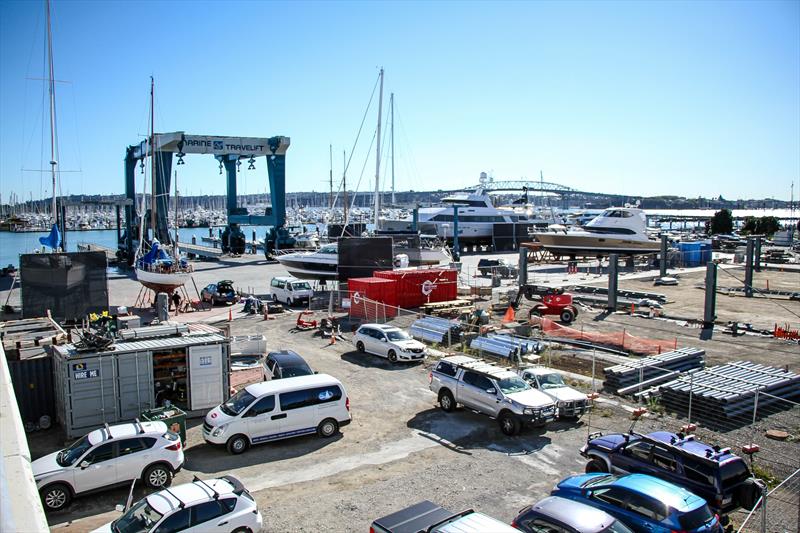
[353,324,427,363]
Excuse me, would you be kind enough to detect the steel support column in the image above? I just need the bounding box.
[607,254,619,311]
[703,261,717,327]
[754,236,762,271]
[660,234,668,277]
[745,238,754,297]
[452,205,460,261]
[123,147,137,258]
[518,246,528,287]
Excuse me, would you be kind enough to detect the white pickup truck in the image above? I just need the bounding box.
[517,367,590,419]
[428,355,556,435]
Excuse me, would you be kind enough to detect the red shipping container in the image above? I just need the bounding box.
[374,268,458,309]
[347,277,398,319]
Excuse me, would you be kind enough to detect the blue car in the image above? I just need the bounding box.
[551,473,721,533]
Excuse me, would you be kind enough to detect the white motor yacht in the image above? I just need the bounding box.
[531,207,660,258]
[380,174,562,242]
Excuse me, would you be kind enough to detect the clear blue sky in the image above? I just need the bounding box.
[1,0,798,202]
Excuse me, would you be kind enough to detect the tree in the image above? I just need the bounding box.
[741,216,758,234]
[755,216,780,236]
[708,208,734,235]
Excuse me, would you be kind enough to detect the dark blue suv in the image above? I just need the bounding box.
[580,430,762,515]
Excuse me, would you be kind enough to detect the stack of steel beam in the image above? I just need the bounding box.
[469,335,520,359]
[603,347,705,393]
[659,361,800,420]
[409,316,461,344]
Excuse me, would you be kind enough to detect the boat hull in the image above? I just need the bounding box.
[532,233,660,258]
[135,267,191,292]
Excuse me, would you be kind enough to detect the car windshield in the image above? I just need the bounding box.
[57,435,92,466]
[602,520,634,533]
[677,504,714,530]
[111,499,164,533]
[538,373,566,389]
[386,330,411,341]
[497,376,531,394]
[582,474,617,488]
[220,389,256,416]
[291,282,312,291]
[282,365,313,378]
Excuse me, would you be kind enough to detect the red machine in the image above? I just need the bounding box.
[295,310,317,330]
[515,285,579,324]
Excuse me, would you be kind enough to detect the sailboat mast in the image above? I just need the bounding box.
[329,144,333,210]
[174,170,179,255]
[390,92,395,206]
[149,77,156,242]
[342,149,348,234]
[373,68,384,227]
[45,0,58,227]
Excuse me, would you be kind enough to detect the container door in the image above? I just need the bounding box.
[67,356,119,437]
[188,345,224,411]
[117,352,154,420]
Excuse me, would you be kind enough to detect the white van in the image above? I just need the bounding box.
[270,276,314,306]
[202,374,351,454]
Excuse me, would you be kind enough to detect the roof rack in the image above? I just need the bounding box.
[133,418,145,435]
[638,432,735,464]
[161,487,187,509]
[103,423,112,440]
[193,476,220,500]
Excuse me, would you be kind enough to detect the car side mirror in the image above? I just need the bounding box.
[115,504,125,513]
[381,338,387,342]
[486,388,497,395]
[80,460,90,469]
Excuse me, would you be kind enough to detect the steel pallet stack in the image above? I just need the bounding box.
[469,334,541,360]
[603,347,705,394]
[658,361,800,420]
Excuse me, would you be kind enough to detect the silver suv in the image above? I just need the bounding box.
[32,420,184,512]
[429,355,556,435]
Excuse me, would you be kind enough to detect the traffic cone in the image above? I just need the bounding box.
[329,333,336,345]
[502,306,516,323]
[228,308,232,321]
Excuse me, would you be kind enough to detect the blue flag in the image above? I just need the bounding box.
[39,223,61,250]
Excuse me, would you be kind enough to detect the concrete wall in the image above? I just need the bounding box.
[0,344,49,532]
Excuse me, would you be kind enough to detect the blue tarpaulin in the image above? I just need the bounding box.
[38,224,61,250]
[138,240,173,267]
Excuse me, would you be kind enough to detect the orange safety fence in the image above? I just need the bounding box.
[774,323,800,340]
[530,316,678,355]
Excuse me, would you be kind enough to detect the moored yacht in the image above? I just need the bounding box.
[531,207,660,258]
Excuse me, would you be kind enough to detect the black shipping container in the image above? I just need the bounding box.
[8,355,55,431]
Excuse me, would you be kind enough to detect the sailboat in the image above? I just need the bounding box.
[134,78,193,293]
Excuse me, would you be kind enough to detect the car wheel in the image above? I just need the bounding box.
[41,483,71,512]
[286,297,293,307]
[317,418,339,438]
[388,350,398,363]
[144,463,172,488]
[499,413,521,436]
[438,390,455,412]
[560,308,575,324]
[356,341,365,353]
[585,458,608,473]
[227,434,249,455]
[231,528,252,533]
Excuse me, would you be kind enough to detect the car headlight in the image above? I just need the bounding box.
[212,425,227,437]
[557,401,566,407]
[523,408,538,415]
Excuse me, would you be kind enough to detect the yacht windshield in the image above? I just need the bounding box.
[111,498,164,533]
[58,435,92,466]
[498,376,531,394]
[318,244,337,254]
[220,389,256,416]
[386,330,411,341]
[538,373,566,389]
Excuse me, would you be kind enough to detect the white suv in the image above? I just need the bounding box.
[91,475,262,533]
[32,420,184,512]
[353,324,427,362]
